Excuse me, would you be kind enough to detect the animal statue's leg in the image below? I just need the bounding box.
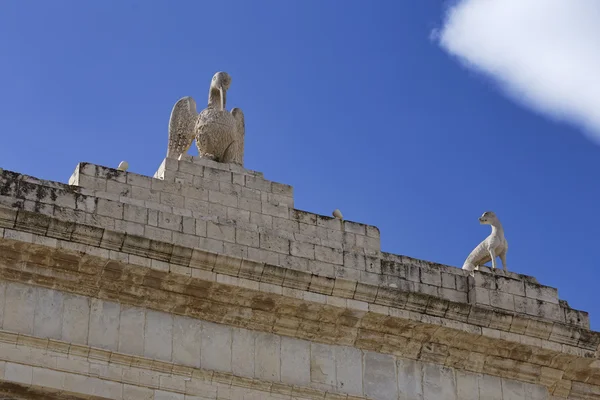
[488,248,497,270]
[500,250,507,271]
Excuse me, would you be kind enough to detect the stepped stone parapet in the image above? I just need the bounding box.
[0,157,598,399]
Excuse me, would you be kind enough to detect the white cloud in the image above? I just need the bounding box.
[435,0,600,142]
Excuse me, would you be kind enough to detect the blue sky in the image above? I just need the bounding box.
[1,1,599,329]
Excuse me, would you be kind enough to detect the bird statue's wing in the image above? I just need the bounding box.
[231,107,245,165]
[167,96,198,159]
[231,108,245,138]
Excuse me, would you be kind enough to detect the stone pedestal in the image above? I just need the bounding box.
[0,159,597,399]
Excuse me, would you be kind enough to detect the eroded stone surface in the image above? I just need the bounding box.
[0,162,598,399]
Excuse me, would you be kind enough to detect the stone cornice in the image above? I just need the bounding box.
[0,164,589,331]
[0,331,365,400]
[1,212,600,397]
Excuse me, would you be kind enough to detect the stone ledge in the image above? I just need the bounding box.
[0,230,599,396]
[0,331,365,400]
[1,167,582,330]
[0,166,591,326]
[2,166,384,279]
[0,206,591,338]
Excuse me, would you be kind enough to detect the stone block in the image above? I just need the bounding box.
[118,305,146,356]
[62,293,90,344]
[123,384,154,400]
[489,290,515,311]
[232,327,255,378]
[344,221,366,236]
[201,321,232,373]
[344,252,366,270]
[262,202,289,219]
[154,390,185,400]
[422,363,456,400]
[239,197,262,213]
[88,298,120,351]
[131,186,161,203]
[33,287,63,340]
[280,336,310,387]
[335,345,363,396]
[226,207,250,223]
[206,221,235,243]
[441,272,456,289]
[523,298,564,322]
[145,226,172,243]
[272,182,293,196]
[397,358,424,400]
[455,370,479,400]
[203,166,232,183]
[0,282,4,329]
[469,272,497,290]
[364,351,398,400]
[517,381,545,400]
[144,310,173,361]
[0,207,18,228]
[495,276,525,296]
[123,204,147,224]
[72,174,107,191]
[291,241,315,259]
[260,233,289,254]
[106,180,131,196]
[4,362,32,385]
[172,315,202,368]
[479,374,503,400]
[3,282,36,335]
[310,343,336,387]
[440,288,468,303]
[315,245,343,265]
[245,175,271,192]
[255,332,281,382]
[32,367,65,390]
[208,190,238,208]
[96,198,124,219]
[525,282,559,304]
[564,307,590,328]
[468,287,490,306]
[127,173,152,189]
[266,192,294,207]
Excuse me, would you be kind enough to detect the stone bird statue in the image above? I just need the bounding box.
[462,211,509,277]
[167,71,245,165]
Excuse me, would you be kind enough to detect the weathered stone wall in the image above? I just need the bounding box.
[0,158,599,399]
[0,158,589,328]
[0,280,552,400]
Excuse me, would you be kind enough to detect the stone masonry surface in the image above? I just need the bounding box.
[0,158,599,399]
[0,159,588,328]
[0,214,599,398]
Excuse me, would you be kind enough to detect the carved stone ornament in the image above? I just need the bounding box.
[167,71,245,165]
[462,211,509,276]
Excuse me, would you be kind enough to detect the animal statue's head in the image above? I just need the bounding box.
[209,71,232,111]
[478,211,498,225]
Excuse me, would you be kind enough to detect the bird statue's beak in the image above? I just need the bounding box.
[219,86,224,111]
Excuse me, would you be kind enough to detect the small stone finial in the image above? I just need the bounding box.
[462,211,509,277]
[332,209,343,220]
[117,161,129,172]
[167,71,245,166]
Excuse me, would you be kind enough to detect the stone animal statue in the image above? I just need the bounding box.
[167,71,245,165]
[462,211,508,277]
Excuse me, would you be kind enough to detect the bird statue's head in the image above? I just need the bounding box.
[478,211,498,225]
[210,72,232,111]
